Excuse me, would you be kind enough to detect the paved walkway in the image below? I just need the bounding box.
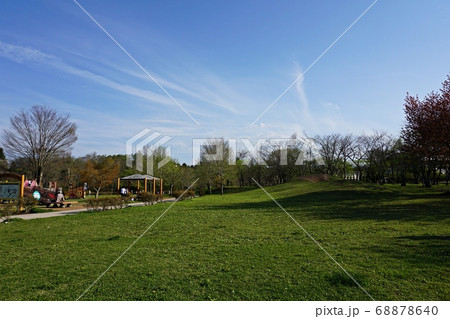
[11,199,175,220]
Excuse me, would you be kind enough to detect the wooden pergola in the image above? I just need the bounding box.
[117,174,163,194]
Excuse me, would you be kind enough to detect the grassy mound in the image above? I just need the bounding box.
[299,174,329,183]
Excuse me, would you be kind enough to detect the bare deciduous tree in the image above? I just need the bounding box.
[0,147,7,172]
[348,135,368,181]
[361,131,395,183]
[314,134,343,176]
[2,105,78,185]
[338,134,353,179]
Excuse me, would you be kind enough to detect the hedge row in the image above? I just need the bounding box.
[136,192,163,206]
[84,196,130,211]
[1,197,37,222]
[172,190,195,200]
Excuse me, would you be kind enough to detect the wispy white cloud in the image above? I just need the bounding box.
[293,62,317,131]
[60,63,176,105]
[0,41,180,107]
[110,62,244,115]
[0,41,50,63]
[293,64,309,108]
[291,62,365,135]
[0,41,249,119]
[2,42,364,161]
[26,91,201,157]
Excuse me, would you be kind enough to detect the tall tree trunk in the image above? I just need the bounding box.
[36,165,43,186]
[401,160,406,186]
[401,172,406,186]
[423,162,431,187]
[446,166,449,186]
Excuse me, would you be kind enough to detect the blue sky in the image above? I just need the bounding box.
[1,0,449,164]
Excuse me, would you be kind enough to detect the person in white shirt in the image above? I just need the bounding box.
[56,191,65,207]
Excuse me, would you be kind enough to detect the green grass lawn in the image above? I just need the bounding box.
[0,179,449,300]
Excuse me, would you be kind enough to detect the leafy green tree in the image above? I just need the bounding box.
[179,164,195,191]
[197,139,234,195]
[160,160,180,194]
[80,156,119,198]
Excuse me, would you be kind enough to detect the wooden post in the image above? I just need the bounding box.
[20,175,24,197]
[144,178,148,193]
[153,179,156,195]
[160,179,163,197]
[117,178,120,192]
[137,180,140,191]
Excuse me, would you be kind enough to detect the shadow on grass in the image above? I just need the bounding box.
[369,234,450,270]
[325,271,368,288]
[206,188,450,222]
[398,235,450,241]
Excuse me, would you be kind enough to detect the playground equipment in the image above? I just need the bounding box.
[22,183,58,207]
[67,186,85,199]
[0,173,24,201]
[1,173,85,208]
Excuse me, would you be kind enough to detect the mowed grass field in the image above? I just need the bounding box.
[0,179,449,300]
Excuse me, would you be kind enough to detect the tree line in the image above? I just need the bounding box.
[1,74,449,195]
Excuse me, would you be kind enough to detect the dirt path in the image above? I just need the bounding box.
[11,199,175,220]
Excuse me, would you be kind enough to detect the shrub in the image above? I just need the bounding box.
[108,197,120,209]
[110,196,129,209]
[122,193,131,205]
[0,203,15,222]
[100,198,111,211]
[84,197,130,211]
[137,192,162,206]
[172,190,195,200]
[84,198,101,211]
[15,197,38,214]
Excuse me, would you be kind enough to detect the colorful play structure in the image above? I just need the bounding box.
[0,173,85,208]
[1,172,164,210]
